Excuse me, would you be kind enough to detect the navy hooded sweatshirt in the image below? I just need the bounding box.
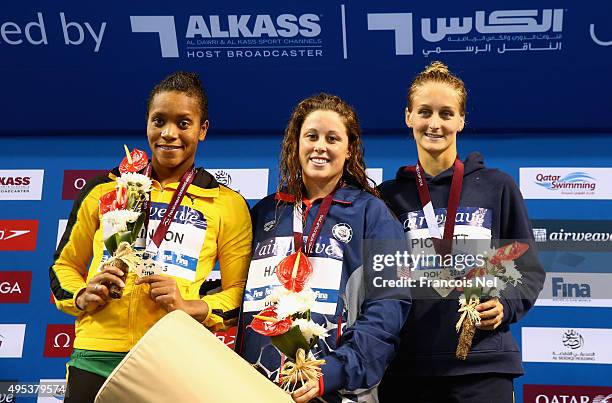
[377,152,545,377]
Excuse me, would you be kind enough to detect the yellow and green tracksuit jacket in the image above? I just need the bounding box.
[50,167,252,352]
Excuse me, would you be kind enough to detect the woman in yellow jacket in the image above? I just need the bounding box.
[50,72,252,402]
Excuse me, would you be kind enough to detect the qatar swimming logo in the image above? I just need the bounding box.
[534,172,597,193]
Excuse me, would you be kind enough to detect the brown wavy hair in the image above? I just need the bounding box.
[407,61,467,116]
[278,93,378,201]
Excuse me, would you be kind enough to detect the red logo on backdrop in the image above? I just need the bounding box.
[62,170,108,200]
[44,324,75,357]
[214,326,237,349]
[0,271,32,303]
[524,384,612,403]
[0,220,38,251]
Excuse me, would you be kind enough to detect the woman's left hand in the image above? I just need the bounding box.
[135,275,186,312]
[135,275,209,321]
[291,380,320,403]
[475,297,504,330]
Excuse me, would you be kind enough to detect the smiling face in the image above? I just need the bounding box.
[406,81,464,162]
[298,110,350,198]
[146,91,208,183]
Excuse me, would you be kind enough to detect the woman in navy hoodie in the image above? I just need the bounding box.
[378,62,545,402]
[237,93,410,403]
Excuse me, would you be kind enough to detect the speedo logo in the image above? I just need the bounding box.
[186,14,321,38]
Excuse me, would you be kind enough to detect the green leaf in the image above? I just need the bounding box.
[464,286,482,301]
[104,234,118,255]
[131,212,146,242]
[271,326,310,360]
[117,231,132,245]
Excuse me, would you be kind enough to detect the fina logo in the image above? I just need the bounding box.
[214,170,232,187]
[367,8,563,56]
[534,172,597,192]
[130,14,321,58]
[552,277,591,299]
[562,329,584,350]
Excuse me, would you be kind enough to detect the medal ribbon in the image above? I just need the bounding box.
[292,185,340,256]
[142,164,197,254]
[409,158,464,255]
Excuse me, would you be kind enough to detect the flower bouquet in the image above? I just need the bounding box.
[99,146,151,298]
[249,251,328,393]
[455,242,529,360]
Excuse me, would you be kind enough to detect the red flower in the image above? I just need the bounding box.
[119,149,149,174]
[276,251,313,293]
[99,186,128,215]
[490,242,529,265]
[249,306,292,337]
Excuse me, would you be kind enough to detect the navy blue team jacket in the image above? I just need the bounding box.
[237,184,411,402]
[378,152,545,377]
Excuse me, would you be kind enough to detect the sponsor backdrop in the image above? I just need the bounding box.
[1,0,612,402]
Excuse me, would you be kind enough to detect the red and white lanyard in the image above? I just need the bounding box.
[409,158,464,254]
[292,188,337,256]
[142,164,196,255]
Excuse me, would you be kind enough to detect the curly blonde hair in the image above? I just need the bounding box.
[278,93,377,202]
[407,61,467,115]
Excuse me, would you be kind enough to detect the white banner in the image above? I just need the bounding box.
[208,168,269,200]
[0,169,44,200]
[0,324,26,358]
[366,168,383,186]
[536,272,612,308]
[520,167,612,200]
[522,327,612,364]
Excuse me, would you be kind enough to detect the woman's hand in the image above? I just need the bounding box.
[476,297,504,330]
[75,265,125,312]
[291,380,320,403]
[135,275,209,321]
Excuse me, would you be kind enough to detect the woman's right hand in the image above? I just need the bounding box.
[75,266,126,312]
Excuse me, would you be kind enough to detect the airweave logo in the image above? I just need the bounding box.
[130,14,323,59]
[530,220,612,252]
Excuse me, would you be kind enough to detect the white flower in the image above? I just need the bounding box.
[264,286,292,304]
[102,209,141,233]
[275,287,317,319]
[118,172,152,194]
[293,319,328,343]
[489,288,501,298]
[501,261,522,285]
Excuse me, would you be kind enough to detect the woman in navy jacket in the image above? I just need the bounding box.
[237,93,410,403]
[378,62,545,402]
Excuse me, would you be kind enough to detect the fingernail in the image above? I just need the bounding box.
[120,281,126,288]
[118,271,124,276]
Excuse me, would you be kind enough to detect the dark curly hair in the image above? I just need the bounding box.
[278,93,378,202]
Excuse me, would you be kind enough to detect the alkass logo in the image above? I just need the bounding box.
[367,9,563,56]
[0,271,32,303]
[131,14,321,58]
[0,169,44,200]
[535,173,597,192]
[524,384,612,403]
[0,220,38,251]
[43,324,74,357]
[62,170,108,200]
